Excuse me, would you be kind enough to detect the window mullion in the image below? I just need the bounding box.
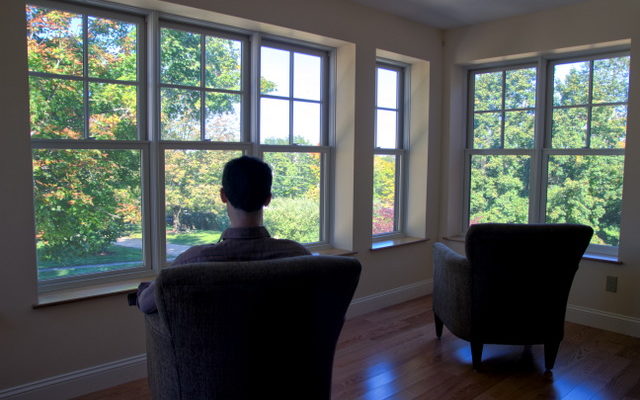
[249,33,260,155]
[585,59,595,149]
[83,15,90,140]
[500,70,506,148]
[530,57,548,224]
[148,10,164,271]
[289,51,294,145]
[200,34,206,141]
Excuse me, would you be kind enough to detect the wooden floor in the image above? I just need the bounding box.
[75,296,640,399]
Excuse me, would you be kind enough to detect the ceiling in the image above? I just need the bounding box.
[351,0,590,29]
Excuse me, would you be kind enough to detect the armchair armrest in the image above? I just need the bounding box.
[432,242,472,340]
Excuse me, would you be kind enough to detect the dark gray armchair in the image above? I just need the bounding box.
[433,223,593,370]
[145,255,361,400]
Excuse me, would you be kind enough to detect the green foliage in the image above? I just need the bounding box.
[33,149,141,261]
[264,148,321,200]
[165,150,241,232]
[264,198,320,244]
[470,155,530,224]
[262,146,321,243]
[546,155,624,246]
[372,154,396,234]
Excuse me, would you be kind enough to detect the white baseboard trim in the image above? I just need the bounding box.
[0,354,147,400]
[346,279,433,319]
[1,281,433,399]
[566,304,640,338]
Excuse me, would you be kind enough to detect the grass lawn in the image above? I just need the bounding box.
[38,261,143,281]
[37,244,143,269]
[125,228,222,246]
[166,230,222,245]
[36,229,221,281]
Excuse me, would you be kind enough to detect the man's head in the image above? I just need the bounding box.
[221,156,272,212]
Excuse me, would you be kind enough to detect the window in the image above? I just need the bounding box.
[27,1,330,287]
[159,22,248,263]
[27,3,146,281]
[466,53,630,254]
[373,62,406,236]
[259,43,328,245]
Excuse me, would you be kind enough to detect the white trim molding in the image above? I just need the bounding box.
[566,304,640,338]
[346,279,433,319]
[0,354,147,400]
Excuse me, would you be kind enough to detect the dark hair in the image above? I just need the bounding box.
[222,156,272,212]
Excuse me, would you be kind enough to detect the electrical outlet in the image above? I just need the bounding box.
[606,276,618,293]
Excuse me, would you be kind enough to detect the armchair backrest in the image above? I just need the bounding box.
[465,223,593,344]
[147,255,361,400]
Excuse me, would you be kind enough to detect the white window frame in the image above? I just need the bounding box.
[29,0,333,291]
[372,60,409,240]
[464,50,630,257]
[256,39,332,248]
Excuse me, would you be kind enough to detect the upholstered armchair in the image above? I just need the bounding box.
[432,223,593,370]
[145,255,361,400]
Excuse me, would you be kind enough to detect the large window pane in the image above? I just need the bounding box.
[89,82,137,140]
[88,16,137,81]
[372,154,397,235]
[33,149,143,280]
[263,152,321,243]
[469,155,530,224]
[26,5,83,76]
[504,110,534,148]
[376,109,398,148]
[29,77,84,139]
[161,88,201,141]
[205,93,241,141]
[552,107,588,148]
[505,68,536,109]
[205,36,242,90]
[293,53,321,101]
[546,155,623,246]
[377,68,398,109]
[473,112,501,149]
[591,105,627,149]
[261,47,289,96]
[474,71,502,111]
[593,56,630,104]
[160,28,200,86]
[260,98,289,144]
[553,61,589,106]
[293,101,320,145]
[164,149,242,262]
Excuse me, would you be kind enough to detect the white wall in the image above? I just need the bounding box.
[441,0,640,328]
[0,0,442,391]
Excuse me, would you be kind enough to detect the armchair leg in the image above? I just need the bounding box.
[544,340,561,370]
[471,342,483,370]
[434,312,443,338]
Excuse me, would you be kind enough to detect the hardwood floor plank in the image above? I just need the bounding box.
[73,295,640,400]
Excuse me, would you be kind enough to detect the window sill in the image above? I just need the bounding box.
[311,247,357,256]
[583,252,622,264]
[370,236,429,251]
[442,235,465,243]
[33,249,357,308]
[34,276,152,309]
[440,238,621,264]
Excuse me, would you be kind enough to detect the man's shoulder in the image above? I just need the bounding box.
[171,242,224,265]
[263,237,311,255]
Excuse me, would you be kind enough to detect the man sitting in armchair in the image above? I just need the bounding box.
[135,155,310,314]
